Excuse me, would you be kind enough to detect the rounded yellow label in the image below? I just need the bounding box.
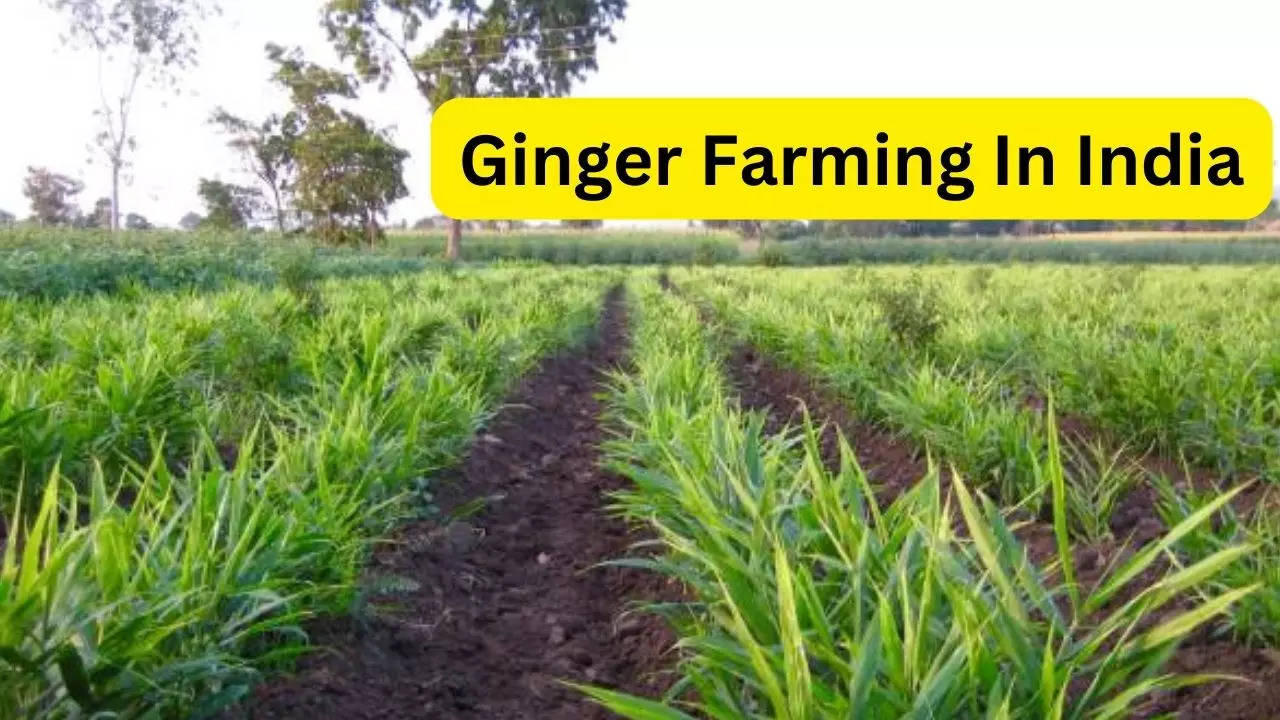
[431,98,1273,220]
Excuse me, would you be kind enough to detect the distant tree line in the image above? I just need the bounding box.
[405,218,604,232]
[703,203,1280,240]
[17,166,152,230]
[181,45,409,244]
[23,0,625,254]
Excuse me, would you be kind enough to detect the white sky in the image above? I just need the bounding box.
[2,0,1277,227]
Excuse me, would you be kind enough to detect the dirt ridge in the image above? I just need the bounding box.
[667,277,1280,719]
[241,288,677,719]
[663,274,926,502]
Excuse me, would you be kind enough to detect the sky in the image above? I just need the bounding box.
[2,0,1278,228]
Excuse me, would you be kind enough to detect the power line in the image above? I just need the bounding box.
[384,22,607,50]
[430,23,603,42]
[414,43,598,70]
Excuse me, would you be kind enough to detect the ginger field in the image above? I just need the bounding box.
[3,245,1280,718]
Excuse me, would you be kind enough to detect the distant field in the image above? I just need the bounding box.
[3,227,1280,304]
[1011,229,1280,243]
[387,228,1280,265]
[5,227,1280,717]
[384,229,740,264]
[764,234,1280,264]
[0,228,430,300]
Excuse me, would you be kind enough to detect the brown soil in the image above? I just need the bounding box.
[665,277,926,503]
[725,345,925,502]
[1139,643,1280,719]
[1024,396,1270,542]
[237,288,678,719]
[712,312,1280,718]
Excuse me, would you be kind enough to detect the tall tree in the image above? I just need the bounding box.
[210,108,297,232]
[270,46,408,245]
[178,210,203,230]
[86,196,114,228]
[45,0,218,231]
[23,167,85,226]
[196,178,262,230]
[321,0,626,259]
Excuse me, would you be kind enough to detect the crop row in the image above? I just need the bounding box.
[684,265,1279,483]
[9,229,1280,305]
[583,274,1253,718]
[674,265,1280,646]
[0,229,431,301]
[0,267,616,717]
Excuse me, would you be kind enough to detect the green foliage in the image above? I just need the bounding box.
[322,0,628,110]
[385,230,741,265]
[1060,436,1141,542]
[0,267,617,715]
[268,46,408,245]
[22,167,84,227]
[197,178,262,230]
[870,271,948,347]
[320,0,626,257]
[759,235,1280,265]
[0,229,431,300]
[755,242,789,267]
[683,264,1280,486]
[587,276,1253,718]
[1154,477,1280,647]
[291,118,408,245]
[45,0,221,231]
[211,108,296,232]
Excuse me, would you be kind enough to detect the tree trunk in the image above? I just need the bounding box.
[110,163,121,232]
[272,186,286,233]
[446,218,462,260]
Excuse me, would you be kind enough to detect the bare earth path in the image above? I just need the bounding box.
[243,288,676,719]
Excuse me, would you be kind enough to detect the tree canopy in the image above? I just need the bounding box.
[45,0,219,230]
[197,178,262,230]
[211,108,297,232]
[320,0,627,257]
[23,167,85,226]
[269,45,408,245]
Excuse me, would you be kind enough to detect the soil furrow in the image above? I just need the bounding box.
[662,274,925,502]
[241,288,677,719]
[725,345,926,502]
[669,278,1280,719]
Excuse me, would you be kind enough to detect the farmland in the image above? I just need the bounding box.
[2,233,1280,718]
[0,256,616,716]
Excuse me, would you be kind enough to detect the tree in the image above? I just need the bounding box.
[292,118,407,245]
[178,211,203,230]
[83,196,114,228]
[46,0,218,231]
[270,46,408,245]
[0,210,15,226]
[23,167,85,226]
[561,219,603,229]
[197,178,262,230]
[322,0,627,259]
[125,212,152,229]
[702,220,763,238]
[211,108,297,232]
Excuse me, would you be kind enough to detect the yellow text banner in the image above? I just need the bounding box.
[430,98,1272,220]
